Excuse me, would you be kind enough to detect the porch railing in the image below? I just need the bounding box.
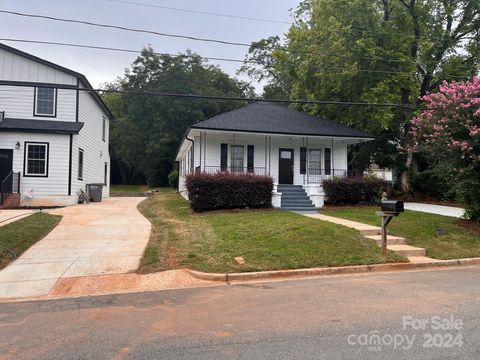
[0,171,20,205]
[194,166,270,176]
[304,169,348,184]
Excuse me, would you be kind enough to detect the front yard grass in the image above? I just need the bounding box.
[137,190,403,273]
[0,213,62,269]
[323,207,480,260]
[110,184,149,193]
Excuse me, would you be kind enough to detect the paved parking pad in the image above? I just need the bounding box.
[0,197,151,299]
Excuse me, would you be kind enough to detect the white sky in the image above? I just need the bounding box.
[0,0,300,92]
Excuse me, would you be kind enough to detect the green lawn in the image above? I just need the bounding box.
[137,190,403,273]
[110,184,149,193]
[323,206,480,260]
[0,213,62,269]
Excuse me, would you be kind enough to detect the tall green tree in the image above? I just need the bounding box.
[241,0,480,191]
[103,48,253,186]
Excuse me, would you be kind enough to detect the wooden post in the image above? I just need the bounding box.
[381,216,388,256]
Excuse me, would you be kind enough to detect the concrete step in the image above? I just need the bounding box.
[365,234,407,245]
[281,206,318,211]
[407,256,439,263]
[387,245,426,257]
[359,228,382,236]
[282,199,313,205]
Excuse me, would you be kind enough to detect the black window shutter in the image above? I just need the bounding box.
[324,148,332,175]
[247,145,254,172]
[220,143,228,171]
[300,147,307,174]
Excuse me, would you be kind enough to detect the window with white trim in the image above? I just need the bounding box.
[25,142,48,177]
[78,148,84,180]
[34,87,56,116]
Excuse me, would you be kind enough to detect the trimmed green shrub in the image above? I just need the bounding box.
[323,177,390,205]
[186,172,273,212]
[168,169,179,189]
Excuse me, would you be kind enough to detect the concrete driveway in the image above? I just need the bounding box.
[0,197,151,299]
[0,209,33,227]
[404,202,465,218]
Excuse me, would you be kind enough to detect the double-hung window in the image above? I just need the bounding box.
[34,87,56,117]
[308,149,322,175]
[230,145,244,172]
[25,142,49,177]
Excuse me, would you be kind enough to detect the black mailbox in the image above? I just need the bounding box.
[381,200,404,214]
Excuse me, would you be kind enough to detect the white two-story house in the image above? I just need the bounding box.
[0,43,112,207]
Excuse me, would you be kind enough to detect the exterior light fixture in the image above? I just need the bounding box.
[15,141,20,150]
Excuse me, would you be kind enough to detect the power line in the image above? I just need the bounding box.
[0,38,474,79]
[104,0,290,25]
[0,82,416,108]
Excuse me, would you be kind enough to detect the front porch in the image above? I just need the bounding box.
[178,131,358,209]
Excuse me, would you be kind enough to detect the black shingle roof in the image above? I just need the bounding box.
[0,118,84,134]
[191,102,373,138]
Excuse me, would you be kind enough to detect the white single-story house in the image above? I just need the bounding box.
[0,43,112,208]
[175,102,374,211]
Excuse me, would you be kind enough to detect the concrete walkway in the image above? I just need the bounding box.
[404,202,465,218]
[0,197,151,299]
[0,209,34,227]
[303,214,435,263]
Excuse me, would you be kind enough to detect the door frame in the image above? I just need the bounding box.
[0,149,13,182]
[278,148,294,184]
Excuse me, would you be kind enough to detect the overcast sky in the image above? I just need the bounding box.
[1,0,300,92]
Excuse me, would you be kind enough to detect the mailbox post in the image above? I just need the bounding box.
[376,200,404,256]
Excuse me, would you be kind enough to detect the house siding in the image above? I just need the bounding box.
[0,132,71,204]
[0,48,77,85]
[0,85,77,122]
[71,88,110,198]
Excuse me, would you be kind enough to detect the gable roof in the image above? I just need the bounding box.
[0,43,113,120]
[191,102,373,138]
[0,118,84,134]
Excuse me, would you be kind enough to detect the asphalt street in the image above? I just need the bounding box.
[1,266,480,359]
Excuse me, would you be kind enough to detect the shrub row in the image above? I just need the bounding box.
[185,172,273,212]
[323,177,390,205]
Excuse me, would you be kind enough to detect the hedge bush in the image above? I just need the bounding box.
[186,172,273,212]
[168,169,179,189]
[323,177,390,205]
[412,168,456,200]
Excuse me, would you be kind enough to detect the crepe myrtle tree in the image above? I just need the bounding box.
[409,77,480,221]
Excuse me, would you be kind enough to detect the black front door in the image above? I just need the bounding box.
[278,148,294,184]
[0,149,13,182]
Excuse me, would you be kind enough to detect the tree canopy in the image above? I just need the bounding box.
[240,0,480,190]
[103,48,253,186]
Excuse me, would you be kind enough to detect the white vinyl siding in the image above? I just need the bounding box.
[71,88,110,198]
[0,85,76,121]
[0,132,70,196]
[0,48,77,85]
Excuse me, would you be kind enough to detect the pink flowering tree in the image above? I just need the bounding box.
[411,77,480,221]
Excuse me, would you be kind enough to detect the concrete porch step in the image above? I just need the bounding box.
[281,206,318,212]
[387,245,426,257]
[365,234,407,245]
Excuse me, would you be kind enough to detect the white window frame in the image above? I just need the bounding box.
[78,148,84,180]
[34,87,57,117]
[24,142,49,177]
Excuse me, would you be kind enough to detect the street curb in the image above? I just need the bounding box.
[186,258,480,282]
